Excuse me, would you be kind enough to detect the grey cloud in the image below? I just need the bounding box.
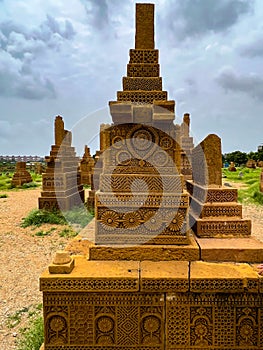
[161,0,254,41]
[80,0,109,30]
[80,0,129,33]
[239,36,263,57]
[0,15,75,99]
[215,66,263,100]
[34,14,75,42]
[0,15,75,59]
[0,50,56,100]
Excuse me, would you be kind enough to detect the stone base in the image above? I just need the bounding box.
[197,237,263,262]
[89,234,199,261]
[38,189,85,211]
[40,257,263,349]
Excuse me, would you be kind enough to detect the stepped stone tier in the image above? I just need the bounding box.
[188,134,252,238]
[40,4,263,350]
[38,116,84,211]
[11,161,32,186]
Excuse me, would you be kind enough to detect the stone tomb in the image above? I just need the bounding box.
[38,116,84,211]
[40,4,263,350]
[11,161,32,186]
[80,145,95,186]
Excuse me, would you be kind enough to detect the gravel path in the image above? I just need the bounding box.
[0,188,263,349]
[0,189,70,349]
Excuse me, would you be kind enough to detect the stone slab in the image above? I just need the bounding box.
[140,261,189,292]
[190,261,259,293]
[40,257,139,292]
[197,237,263,262]
[89,234,200,261]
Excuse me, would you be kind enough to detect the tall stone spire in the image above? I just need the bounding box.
[110,3,175,113]
[135,3,155,49]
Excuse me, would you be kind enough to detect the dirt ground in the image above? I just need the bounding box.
[0,187,263,349]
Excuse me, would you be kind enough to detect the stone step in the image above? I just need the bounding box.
[191,215,251,238]
[196,237,263,263]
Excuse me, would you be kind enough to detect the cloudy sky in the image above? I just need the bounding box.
[0,0,262,156]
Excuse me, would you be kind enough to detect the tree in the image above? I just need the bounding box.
[224,151,248,166]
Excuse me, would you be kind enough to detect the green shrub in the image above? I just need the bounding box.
[21,209,67,227]
[21,182,38,189]
[63,206,94,228]
[0,193,8,198]
[16,316,44,350]
[34,227,56,237]
[59,227,78,238]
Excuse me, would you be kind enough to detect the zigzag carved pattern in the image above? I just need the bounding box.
[100,174,183,193]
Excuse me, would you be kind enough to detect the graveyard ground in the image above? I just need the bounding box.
[0,182,263,349]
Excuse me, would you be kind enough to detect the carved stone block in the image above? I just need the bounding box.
[127,63,160,77]
[117,90,167,103]
[129,49,159,64]
[123,77,162,91]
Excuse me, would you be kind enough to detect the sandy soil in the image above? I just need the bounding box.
[0,187,263,349]
[0,189,70,349]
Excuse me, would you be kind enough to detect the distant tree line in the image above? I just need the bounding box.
[222,149,263,167]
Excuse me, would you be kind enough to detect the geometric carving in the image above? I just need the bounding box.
[41,288,263,350]
[187,181,238,203]
[42,291,164,349]
[129,49,159,64]
[196,219,251,238]
[117,91,167,104]
[127,63,160,77]
[123,77,162,91]
[95,120,189,246]
[117,307,138,345]
[69,305,93,345]
[166,292,263,350]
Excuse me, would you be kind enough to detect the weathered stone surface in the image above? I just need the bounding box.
[41,258,140,292]
[89,235,199,261]
[135,3,154,49]
[197,237,263,262]
[190,261,259,293]
[141,261,189,292]
[192,134,222,186]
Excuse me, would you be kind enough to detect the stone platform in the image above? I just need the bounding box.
[40,257,263,349]
[67,220,263,263]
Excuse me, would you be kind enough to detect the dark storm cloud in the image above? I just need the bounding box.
[80,0,110,30]
[161,0,254,41]
[215,66,263,100]
[0,15,75,99]
[239,36,263,57]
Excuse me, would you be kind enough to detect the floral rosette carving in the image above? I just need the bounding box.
[101,211,119,231]
[123,212,141,230]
